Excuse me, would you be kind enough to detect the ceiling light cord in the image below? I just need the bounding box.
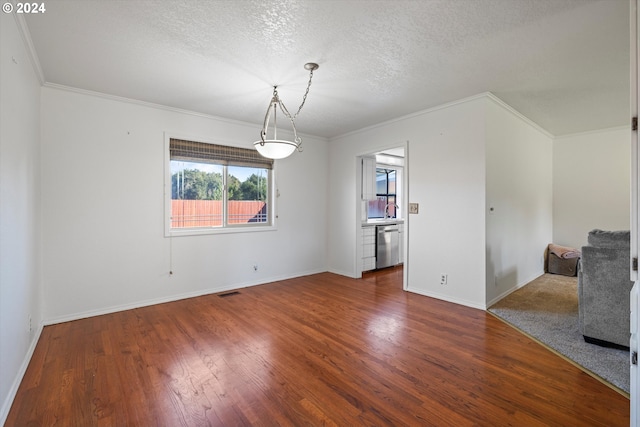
[288,66,315,120]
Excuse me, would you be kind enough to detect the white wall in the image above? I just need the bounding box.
[485,97,553,305]
[553,127,630,249]
[0,14,42,422]
[329,95,488,309]
[40,87,328,322]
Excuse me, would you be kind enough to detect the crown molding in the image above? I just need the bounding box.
[331,92,491,141]
[42,82,328,142]
[484,92,554,139]
[13,12,44,84]
[552,124,629,140]
[331,92,555,141]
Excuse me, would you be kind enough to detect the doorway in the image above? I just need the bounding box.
[356,144,408,291]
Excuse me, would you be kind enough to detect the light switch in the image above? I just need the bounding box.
[409,203,419,214]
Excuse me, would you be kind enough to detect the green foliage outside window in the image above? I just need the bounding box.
[172,170,267,201]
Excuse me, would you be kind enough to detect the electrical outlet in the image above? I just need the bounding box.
[28,315,32,333]
[440,274,448,285]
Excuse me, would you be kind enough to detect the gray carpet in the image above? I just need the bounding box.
[488,273,629,394]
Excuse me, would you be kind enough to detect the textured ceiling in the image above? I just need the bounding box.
[23,0,629,138]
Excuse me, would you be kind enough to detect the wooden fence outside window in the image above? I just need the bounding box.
[171,200,267,228]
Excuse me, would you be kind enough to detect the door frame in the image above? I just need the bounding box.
[355,140,409,291]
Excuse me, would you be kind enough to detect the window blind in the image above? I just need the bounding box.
[170,138,274,169]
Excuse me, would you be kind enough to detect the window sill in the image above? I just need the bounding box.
[165,224,277,237]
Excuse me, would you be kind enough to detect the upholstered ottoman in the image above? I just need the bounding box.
[547,244,581,277]
[548,253,579,276]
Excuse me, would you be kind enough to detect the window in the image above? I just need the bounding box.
[166,137,274,235]
[368,168,396,218]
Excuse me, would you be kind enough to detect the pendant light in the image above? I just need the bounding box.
[253,63,319,159]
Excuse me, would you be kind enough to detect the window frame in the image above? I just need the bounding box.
[368,167,398,219]
[164,133,277,237]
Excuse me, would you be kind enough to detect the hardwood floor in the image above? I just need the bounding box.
[7,267,629,426]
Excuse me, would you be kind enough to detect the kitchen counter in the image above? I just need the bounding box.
[362,219,405,227]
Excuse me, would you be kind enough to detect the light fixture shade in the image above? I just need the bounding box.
[253,139,299,160]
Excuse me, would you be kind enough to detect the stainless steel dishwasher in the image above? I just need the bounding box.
[376,224,399,269]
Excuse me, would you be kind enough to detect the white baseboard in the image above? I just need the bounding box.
[405,287,487,311]
[327,267,358,279]
[43,269,327,326]
[485,271,545,308]
[0,323,44,426]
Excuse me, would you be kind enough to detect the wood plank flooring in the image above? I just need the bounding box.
[6,267,630,426]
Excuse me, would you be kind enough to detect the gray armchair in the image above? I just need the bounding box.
[578,229,633,348]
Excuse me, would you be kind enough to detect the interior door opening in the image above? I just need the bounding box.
[357,144,408,291]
